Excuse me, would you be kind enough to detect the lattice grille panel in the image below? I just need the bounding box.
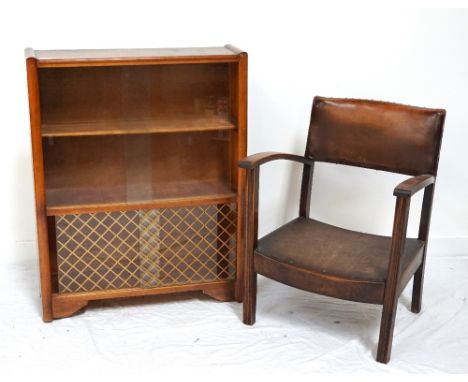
[56,204,237,293]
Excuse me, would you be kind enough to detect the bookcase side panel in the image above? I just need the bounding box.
[27,57,54,322]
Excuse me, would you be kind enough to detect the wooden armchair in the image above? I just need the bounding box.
[240,96,446,363]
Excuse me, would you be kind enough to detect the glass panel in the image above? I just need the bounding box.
[38,64,232,136]
[42,131,234,210]
[39,63,237,213]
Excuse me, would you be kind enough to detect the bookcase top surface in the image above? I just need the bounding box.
[26,46,245,67]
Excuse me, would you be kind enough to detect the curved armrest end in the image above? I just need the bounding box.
[394,174,435,197]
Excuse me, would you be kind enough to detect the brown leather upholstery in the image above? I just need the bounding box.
[255,218,424,304]
[307,97,446,175]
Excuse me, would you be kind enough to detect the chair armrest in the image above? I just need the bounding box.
[393,175,435,198]
[239,152,314,169]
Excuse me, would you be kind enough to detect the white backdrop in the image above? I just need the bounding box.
[0,2,467,265]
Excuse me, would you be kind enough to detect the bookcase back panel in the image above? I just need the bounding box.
[56,203,237,293]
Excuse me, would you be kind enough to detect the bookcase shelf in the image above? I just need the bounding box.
[26,45,247,321]
[46,182,236,216]
[42,114,235,137]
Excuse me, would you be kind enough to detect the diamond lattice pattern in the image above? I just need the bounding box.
[56,204,237,293]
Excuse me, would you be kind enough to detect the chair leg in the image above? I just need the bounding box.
[411,265,424,313]
[376,297,398,364]
[243,268,257,325]
[376,196,410,363]
[242,168,259,325]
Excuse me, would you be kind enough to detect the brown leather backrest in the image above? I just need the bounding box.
[306,96,446,176]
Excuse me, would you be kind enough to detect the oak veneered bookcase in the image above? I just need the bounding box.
[26,45,247,321]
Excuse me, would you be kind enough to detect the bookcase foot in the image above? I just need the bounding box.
[203,285,235,302]
[52,298,88,319]
[41,302,54,322]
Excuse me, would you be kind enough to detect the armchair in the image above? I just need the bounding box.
[240,96,445,363]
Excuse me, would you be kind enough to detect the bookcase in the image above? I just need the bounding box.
[26,45,247,321]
